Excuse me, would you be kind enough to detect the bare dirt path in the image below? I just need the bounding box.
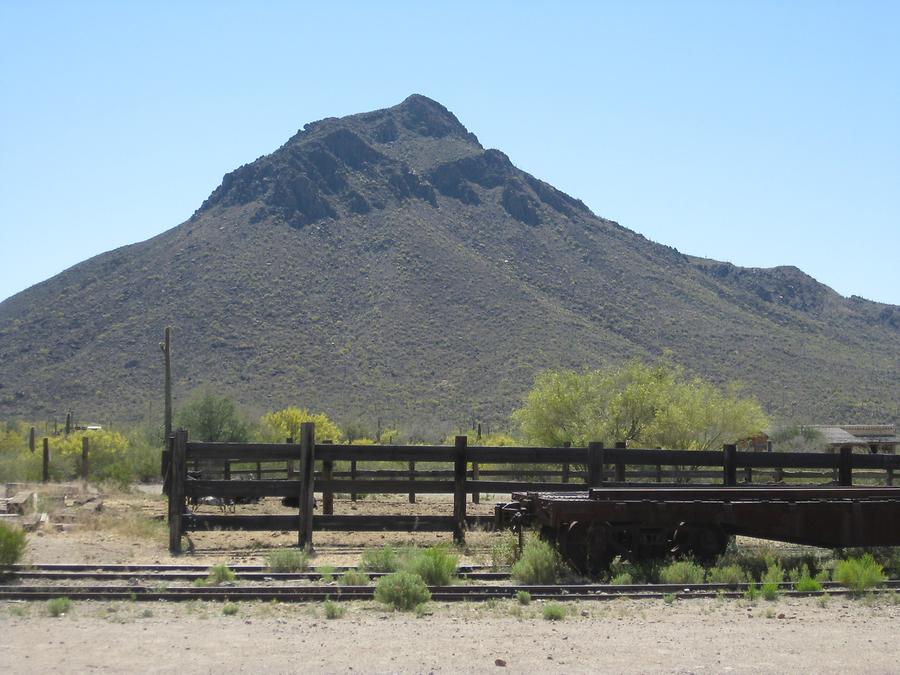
[2,596,899,674]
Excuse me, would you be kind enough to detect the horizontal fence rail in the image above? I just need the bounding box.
[164,425,900,553]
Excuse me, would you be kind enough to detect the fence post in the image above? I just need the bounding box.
[168,429,187,554]
[562,441,571,483]
[162,434,173,496]
[81,436,90,483]
[839,446,852,486]
[29,427,35,453]
[887,467,894,486]
[321,440,334,516]
[453,435,467,544]
[42,438,50,482]
[65,412,72,436]
[162,327,172,442]
[614,441,626,482]
[298,422,316,550]
[587,442,604,487]
[472,458,480,505]
[352,460,358,502]
[408,461,416,504]
[723,444,737,486]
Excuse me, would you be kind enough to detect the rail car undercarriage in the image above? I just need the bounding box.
[494,487,900,575]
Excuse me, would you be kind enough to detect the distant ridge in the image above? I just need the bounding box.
[1,94,897,430]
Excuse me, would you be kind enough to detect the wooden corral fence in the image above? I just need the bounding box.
[163,423,900,553]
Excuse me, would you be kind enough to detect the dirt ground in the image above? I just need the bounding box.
[3,596,900,674]
[4,482,900,673]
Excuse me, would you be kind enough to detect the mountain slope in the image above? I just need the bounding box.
[1,95,897,431]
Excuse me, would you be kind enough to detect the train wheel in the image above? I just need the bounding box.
[672,524,728,563]
[559,522,615,576]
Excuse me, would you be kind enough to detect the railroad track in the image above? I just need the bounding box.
[2,576,898,603]
[1,563,508,582]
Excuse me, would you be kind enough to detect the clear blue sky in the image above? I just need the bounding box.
[1,1,898,304]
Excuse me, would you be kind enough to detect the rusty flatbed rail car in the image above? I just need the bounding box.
[495,486,900,575]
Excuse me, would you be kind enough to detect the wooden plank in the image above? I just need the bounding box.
[839,446,853,486]
[298,423,315,549]
[182,514,494,533]
[168,429,187,553]
[316,445,456,462]
[603,448,725,466]
[737,451,839,469]
[408,460,416,504]
[184,480,304,498]
[587,442,604,486]
[321,439,334,516]
[81,436,89,483]
[472,461,480,504]
[42,438,49,483]
[464,446,586,463]
[350,459,357,502]
[318,480,455,494]
[467,480,588,493]
[453,436,466,543]
[189,443,302,462]
[723,444,737,486]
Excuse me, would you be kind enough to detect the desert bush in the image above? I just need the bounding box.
[743,582,761,601]
[323,599,345,619]
[516,590,531,605]
[490,531,520,569]
[47,597,72,617]
[318,565,336,583]
[0,523,26,567]
[663,593,676,604]
[267,549,309,572]
[205,564,236,585]
[610,572,633,585]
[706,564,747,585]
[542,602,566,620]
[404,546,458,586]
[761,562,784,600]
[833,554,886,594]
[511,537,559,584]
[339,569,370,586]
[659,560,705,585]
[361,545,401,573]
[222,603,238,616]
[374,572,431,611]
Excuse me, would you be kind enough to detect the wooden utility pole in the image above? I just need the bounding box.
[161,327,172,442]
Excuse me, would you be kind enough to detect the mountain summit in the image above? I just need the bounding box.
[1,95,897,429]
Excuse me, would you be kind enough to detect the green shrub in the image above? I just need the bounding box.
[662,593,676,604]
[761,561,784,601]
[833,554,886,594]
[0,523,26,568]
[659,560,705,585]
[362,545,400,573]
[706,564,746,585]
[794,575,823,593]
[610,572,633,585]
[404,546,458,586]
[205,564,236,585]
[339,569,370,586]
[542,602,566,621]
[222,603,238,616]
[267,549,309,572]
[510,538,559,584]
[516,590,531,605]
[490,532,520,569]
[47,597,72,617]
[792,564,823,592]
[743,582,761,601]
[323,599,345,619]
[374,572,431,611]
[318,565,336,583]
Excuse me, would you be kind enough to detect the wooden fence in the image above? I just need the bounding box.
[164,423,900,553]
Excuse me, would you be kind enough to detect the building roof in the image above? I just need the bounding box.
[805,424,900,446]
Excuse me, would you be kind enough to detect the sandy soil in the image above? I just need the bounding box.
[3,596,899,674]
[6,483,900,673]
[17,483,506,568]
